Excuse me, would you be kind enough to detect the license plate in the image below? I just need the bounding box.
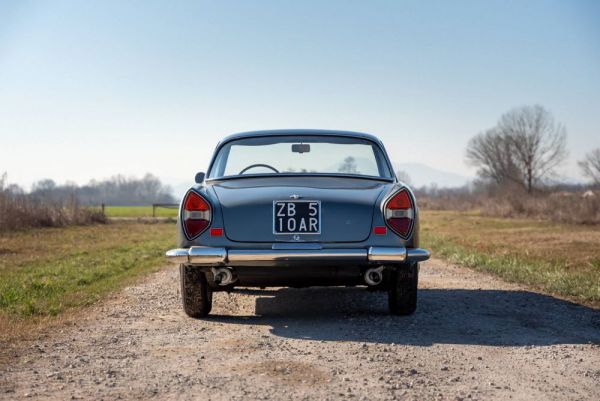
[273,201,321,234]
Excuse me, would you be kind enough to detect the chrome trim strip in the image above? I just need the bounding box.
[271,243,323,250]
[165,248,189,264]
[188,247,227,265]
[165,247,227,265]
[228,249,366,263]
[206,132,396,182]
[206,174,395,184]
[368,247,407,263]
[166,246,430,266]
[406,248,431,262]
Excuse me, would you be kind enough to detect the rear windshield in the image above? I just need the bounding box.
[208,135,393,179]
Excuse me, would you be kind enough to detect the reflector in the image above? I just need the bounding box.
[210,228,223,237]
[373,226,387,235]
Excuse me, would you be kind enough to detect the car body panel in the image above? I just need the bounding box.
[175,181,420,250]
[212,176,389,243]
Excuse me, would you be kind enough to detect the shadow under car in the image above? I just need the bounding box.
[207,287,600,347]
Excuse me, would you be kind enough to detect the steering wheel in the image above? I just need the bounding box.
[239,163,280,175]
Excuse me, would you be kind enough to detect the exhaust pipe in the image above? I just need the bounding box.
[364,266,384,286]
[211,267,235,286]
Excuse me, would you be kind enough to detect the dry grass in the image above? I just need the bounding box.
[421,210,600,307]
[420,190,600,224]
[102,205,178,218]
[483,192,600,224]
[0,191,106,232]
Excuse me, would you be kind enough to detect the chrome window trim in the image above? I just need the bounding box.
[165,246,431,265]
[206,133,396,181]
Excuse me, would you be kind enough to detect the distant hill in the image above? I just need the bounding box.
[393,162,472,188]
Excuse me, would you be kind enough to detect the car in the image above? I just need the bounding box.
[166,129,430,317]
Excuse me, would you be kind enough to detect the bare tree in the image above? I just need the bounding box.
[466,128,522,187]
[578,148,600,185]
[466,105,567,192]
[338,156,358,174]
[498,105,567,192]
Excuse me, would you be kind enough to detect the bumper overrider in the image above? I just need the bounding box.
[165,246,430,267]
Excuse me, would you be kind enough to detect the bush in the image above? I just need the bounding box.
[0,175,106,232]
[483,192,600,224]
[419,184,600,225]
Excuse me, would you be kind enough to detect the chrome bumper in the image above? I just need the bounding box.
[165,246,430,266]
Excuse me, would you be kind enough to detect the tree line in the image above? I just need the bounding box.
[465,104,599,192]
[5,173,175,206]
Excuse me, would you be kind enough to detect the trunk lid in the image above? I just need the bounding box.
[211,177,387,243]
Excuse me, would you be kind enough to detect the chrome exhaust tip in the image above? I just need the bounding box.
[364,266,384,286]
[211,267,235,286]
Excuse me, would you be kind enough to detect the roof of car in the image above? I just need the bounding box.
[220,129,383,144]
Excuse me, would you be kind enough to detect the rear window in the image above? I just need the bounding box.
[208,135,392,179]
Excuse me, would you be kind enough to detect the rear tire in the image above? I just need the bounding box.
[388,262,418,315]
[180,264,212,317]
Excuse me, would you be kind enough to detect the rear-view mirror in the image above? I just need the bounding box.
[292,144,311,153]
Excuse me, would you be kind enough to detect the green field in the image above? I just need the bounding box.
[102,205,179,218]
[0,221,176,337]
[420,210,600,307]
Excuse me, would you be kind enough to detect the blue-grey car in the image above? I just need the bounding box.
[166,129,430,317]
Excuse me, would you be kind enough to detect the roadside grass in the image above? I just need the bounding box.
[0,221,175,339]
[102,205,178,218]
[420,210,600,307]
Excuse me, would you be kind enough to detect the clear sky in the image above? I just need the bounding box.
[1,0,599,189]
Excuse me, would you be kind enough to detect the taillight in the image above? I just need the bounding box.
[182,190,211,239]
[384,188,414,238]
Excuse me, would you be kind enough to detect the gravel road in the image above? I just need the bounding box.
[2,258,599,401]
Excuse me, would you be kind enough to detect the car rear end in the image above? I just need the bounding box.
[166,130,430,316]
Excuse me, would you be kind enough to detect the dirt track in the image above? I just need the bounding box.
[1,258,599,400]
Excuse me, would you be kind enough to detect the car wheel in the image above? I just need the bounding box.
[180,264,212,317]
[388,262,418,315]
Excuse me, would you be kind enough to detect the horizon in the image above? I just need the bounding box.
[0,159,473,196]
[1,1,599,189]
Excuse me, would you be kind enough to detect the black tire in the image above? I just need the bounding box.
[179,264,212,318]
[388,262,419,315]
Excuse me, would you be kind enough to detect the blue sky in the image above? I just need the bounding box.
[1,0,599,189]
